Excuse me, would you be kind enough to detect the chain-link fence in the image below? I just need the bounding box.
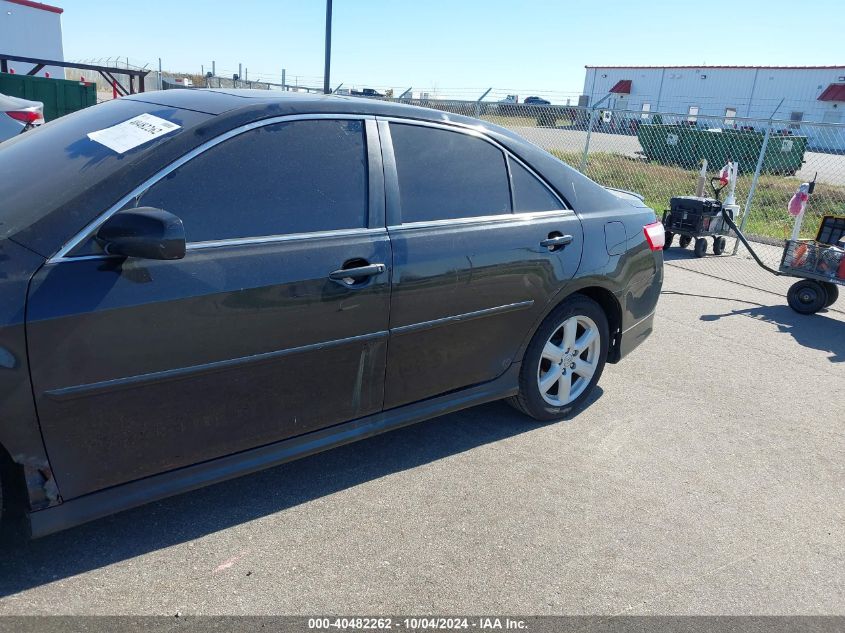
[385,98,845,305]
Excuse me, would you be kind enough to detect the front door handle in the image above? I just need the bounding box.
[329,263,385,281]
[540,234,574,249]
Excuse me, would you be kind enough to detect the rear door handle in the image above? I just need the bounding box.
[329,263,385,281]
[540,234,574,249]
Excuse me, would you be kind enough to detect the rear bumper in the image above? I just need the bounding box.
[615,258,662,361]
[618,309,655,360]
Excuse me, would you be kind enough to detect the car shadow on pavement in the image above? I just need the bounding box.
[0,390,602,597]
[665,290,845,362]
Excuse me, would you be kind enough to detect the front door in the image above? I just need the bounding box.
[380,120,583,409]
[27,117,391,499]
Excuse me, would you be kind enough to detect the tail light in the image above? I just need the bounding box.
[6,110,43,124]
[643,221,665,251]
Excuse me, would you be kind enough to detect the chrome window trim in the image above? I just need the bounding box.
[378,115,569,218]
[47,228,388,264]
[388,209,576,232]
[188,227,387,251]
[48,113,376,264]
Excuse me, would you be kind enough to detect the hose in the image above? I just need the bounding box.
[720,209,783,276]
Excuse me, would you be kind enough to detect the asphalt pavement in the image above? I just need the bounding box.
[1,265,843,615]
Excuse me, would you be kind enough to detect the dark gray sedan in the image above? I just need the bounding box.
[0,90,663,538]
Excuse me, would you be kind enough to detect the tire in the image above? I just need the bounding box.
[679,235,692,248]
[694,238,707,258]
[664,232,674,249]
[508,295,609,421]
[787,280,828,314]
[713,236,726,255]
[821,282,839,308]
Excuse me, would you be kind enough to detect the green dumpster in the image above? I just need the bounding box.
[763,134,807,175]
[0,73,96,121]
[638,124,807,175]
[695,128,761,173]
[637,123,693,167]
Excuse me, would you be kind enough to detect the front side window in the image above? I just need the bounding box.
[390,123,511,223]
[510,159,564,213]
[130,119,368,243]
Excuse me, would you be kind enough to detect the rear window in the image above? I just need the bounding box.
[390,123,511,223]
[510,158,564,212]
[0,99,211,246]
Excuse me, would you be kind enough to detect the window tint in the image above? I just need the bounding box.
[0,99,211,247]
[390,123,511,223]
[133,119,368,242]
[510,159,564,212]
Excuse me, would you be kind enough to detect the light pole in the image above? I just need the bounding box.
[323,0,332,94]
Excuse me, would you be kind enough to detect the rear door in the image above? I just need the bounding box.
[380,120,583,409]
[26,116,391,500]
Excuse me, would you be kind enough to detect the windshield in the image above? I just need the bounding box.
[0,98,212,249]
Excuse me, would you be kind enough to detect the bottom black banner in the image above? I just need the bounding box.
[1,616,843,633]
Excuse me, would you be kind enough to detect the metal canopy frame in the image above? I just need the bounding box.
[0,53,150,95]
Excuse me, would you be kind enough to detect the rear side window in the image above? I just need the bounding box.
[133,119,368,242]
[390,123,511,223]
[509,158,564,212]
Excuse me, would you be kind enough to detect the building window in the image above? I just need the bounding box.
[687,106,699,123]
[724,108,737,126]
[790,111,803,129]
[641,103,651,119]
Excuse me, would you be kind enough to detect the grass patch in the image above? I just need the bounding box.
[552,151,845,241]
[480,115,539,128]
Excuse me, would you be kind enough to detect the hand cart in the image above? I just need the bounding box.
[663,167,737,258]
[721,208,845,315]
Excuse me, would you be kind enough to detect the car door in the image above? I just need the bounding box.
[26,116,391,500]
[379,120,584,409]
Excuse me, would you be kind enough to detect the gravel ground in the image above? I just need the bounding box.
[0,265,842,615]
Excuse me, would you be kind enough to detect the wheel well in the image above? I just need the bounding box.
[575,287,623,363]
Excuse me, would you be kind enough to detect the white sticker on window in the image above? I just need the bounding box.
[87,113,181,154]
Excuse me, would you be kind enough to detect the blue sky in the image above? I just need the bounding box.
[61,0,843,100]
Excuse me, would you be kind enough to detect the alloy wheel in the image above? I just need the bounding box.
[536,315,601,406]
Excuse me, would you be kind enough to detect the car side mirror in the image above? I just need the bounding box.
[96,207,186,260]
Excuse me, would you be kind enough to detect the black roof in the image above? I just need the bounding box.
[124,89,486,127]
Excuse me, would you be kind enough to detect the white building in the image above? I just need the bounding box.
[582,65,845,150]
[0,0,65,78]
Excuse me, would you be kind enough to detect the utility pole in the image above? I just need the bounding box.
[158,58,162,90]
[212,60,216,76]
[475,87,492,117]
[239,63,242,84]
[282,68,286,91]
[579,92,613,173]
[245,68,248,82]
[323,0,332,94]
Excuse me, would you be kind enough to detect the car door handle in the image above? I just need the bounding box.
[328,263,385,281]
[540,234,574,248]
